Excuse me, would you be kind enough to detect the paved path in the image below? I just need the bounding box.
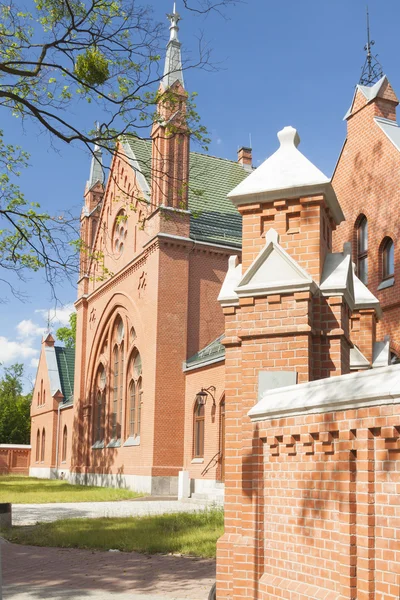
[12,500,207,526]
[2,540,215,600]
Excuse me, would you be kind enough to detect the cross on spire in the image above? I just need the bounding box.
[359,7,383,86]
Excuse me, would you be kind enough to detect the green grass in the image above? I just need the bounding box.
[3,509,224,558]
[0,476,143,504]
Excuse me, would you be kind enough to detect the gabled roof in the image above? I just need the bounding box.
[122,137,248,248]
[344,75,399,120]
[374,117,400,152]
[227,126,344,225]
[54,347,75,403]
[184,335,225,371]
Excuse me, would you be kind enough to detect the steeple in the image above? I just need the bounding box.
[161,3,184,90]
[87,123,105,189]
[359,7,383,86]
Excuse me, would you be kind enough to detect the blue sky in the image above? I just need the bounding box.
[2,0,400,390]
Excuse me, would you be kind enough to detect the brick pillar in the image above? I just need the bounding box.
[351,309,376,364]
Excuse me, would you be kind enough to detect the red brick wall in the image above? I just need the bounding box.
[0,446,31,475]
[183,362,225,483]
[333,85,400,353]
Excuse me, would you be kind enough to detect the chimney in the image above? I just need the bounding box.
[237,147,252,171]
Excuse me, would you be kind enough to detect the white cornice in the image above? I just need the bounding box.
[249,363,400,421]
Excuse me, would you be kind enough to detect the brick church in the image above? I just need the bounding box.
[30,4,400,514]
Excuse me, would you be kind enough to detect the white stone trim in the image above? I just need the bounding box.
[249,363,400,421]
[183,355,225,373]
[144,232,241,252]
[235,229,317,298]
[0,444,31,449]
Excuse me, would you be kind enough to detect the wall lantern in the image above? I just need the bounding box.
[195,386,216,407]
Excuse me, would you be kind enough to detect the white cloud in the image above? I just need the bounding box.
[216,138,222,145]
[35,303,75,327]
[0,336,39,364]
[30,357,40,369]
[16,319,46,340]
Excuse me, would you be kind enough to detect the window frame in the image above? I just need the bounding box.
[357,216,368,285]
[62,426,68,463]
[382,237,394,280]
[41,428,45,463]
[193,401,205,459]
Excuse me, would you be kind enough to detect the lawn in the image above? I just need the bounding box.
[4,509,224,558]
[0,476,143,503]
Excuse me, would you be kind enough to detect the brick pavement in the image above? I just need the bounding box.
[2,540,215,600]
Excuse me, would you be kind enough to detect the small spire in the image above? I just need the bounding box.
[161,2,184,89]
[359,7,383,86]
[88,121,104,189]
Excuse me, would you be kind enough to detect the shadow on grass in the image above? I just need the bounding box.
[2,513,218,599]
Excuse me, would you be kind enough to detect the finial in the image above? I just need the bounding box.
[359,7,383,86]
[93,121,101,153]
[167,2,181,42]
[277,126,300,149]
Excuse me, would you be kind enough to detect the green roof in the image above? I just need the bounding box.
[124,137,248,247]
[55,347,75,403]
[185,334,225,370]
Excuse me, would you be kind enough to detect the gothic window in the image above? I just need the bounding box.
[62,426,68,463]
[193,401,205,459]
[41,428,46,463]
[129,380,136,437]
[112,345,119,439]
[110,317,125,441]
[43,390,46,404]
[126,350,142,440]
[357,216,368,285]
[113,210,127,256]
[94,365,106,444]
[36,429,40,462]
[382,238,394,280]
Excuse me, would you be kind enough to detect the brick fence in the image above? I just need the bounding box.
[0,444,31,475]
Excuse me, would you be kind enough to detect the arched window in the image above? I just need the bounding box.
[40,379,43,405]
[41,428,46,463]
[126,350,142,440]
[382,238,394,280]
[193,401,205,459]
[94,364,106,444]
[113,210,127,256]
[110,317,125,441]
[62,426,68,463]
[129,380,136,437]
[112,345,119,439]
[357,216,368,284]
[37,391,40,407]
[43,389,46,404]
[36,429,40,462]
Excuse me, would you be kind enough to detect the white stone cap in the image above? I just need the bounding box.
[352,264,382,318]
[248,363,400,421]
[235,228,316,298]
[228,126,344,225]
[350,345,370,370]
[373,336,390,368]
[320,248,355,309]
[0,444,31,449]
[217,255,242,306]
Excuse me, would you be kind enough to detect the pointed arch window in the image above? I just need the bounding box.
[125,350,142,444]
[382,238,394,280]
[357,216,368,285]
[108,317,125,444]
[62,426,68,463]
[193,400,205,459]
[36,429,40,462]
[93,365,106,447]
[41,428,46,463]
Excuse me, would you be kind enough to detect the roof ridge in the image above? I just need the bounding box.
[123,134,245,167]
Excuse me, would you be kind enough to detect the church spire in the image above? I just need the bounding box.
[359,7,383,86]
[87,122,104,189]
[161,3,185,89]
